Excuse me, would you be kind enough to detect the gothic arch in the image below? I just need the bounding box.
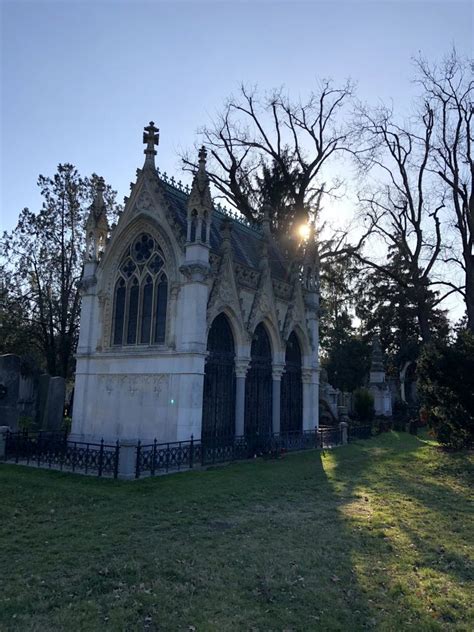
[202,313,236,442]
[248,316,283,361]
[289,323,313,363]
[207,304,249,350]
[98,215,179,349]
[245,322,273,437]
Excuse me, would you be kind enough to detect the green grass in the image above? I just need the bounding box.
[0,432,472,631]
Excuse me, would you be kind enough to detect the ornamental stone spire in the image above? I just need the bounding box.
[370,333,385,373]
[186,146,212,245]
[143,121,159,168]
[302,224,319,292]
[85,177,109,261]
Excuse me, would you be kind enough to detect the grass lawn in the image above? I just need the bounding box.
[0,432,472,631]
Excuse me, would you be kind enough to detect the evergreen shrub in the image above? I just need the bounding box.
[417,330,474,450]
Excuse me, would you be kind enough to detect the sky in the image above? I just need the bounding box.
[1,0,472,240]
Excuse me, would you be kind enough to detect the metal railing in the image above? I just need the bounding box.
[4,430,120,478]
[135,427,344,478]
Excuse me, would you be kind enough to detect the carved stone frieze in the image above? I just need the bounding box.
[98,374,169,398]
[234,264,259,289]
[136,189,153,211]
[273,280,292,300]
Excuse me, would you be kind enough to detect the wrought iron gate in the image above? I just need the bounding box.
[281,331,303,432]
[202,313,236,441]
[245,323,272,437]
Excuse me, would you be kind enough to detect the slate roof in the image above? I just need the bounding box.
[159,175,290,282]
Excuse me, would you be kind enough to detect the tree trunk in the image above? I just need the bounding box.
[465,253,474,333]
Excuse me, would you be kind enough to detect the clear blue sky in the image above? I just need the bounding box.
[1,0,472,233]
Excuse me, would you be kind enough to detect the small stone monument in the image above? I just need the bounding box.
[369,335,392,417]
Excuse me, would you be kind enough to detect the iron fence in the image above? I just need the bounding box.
[4,430,119,478]
[135,427,344,478]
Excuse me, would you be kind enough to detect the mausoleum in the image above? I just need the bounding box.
[71,122,320,444]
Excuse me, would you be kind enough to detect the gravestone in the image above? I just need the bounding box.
[42,376,66,432]
[0,355,21,429]
[36,374,51,428]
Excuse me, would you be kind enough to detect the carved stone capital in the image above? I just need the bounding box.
[272,363,285,381]
[235,358,250,378]
[179,262,210,283]
[301,368,313,384]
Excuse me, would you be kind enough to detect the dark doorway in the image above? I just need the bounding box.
[281,331,303,433]
[245,322,273,437]
[202,313,236,442]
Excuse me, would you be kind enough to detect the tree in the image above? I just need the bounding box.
[0,265,39,361]
[319,255,371,392]
[1,164,120,378]
[415,51,474,332]
[417,330,474,449]
[182,82,368,261]
[354,99,450,343]
[355,251,450,376]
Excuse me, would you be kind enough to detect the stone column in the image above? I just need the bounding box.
[234,360,249,437]
[339,421,348,445]
[118,439,138,480]
[271,364,285,434]
[302,368,314,431]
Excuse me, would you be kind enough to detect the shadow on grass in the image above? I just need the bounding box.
[1,433,472,631]
[0,450,380,631]
[326,432,473,630]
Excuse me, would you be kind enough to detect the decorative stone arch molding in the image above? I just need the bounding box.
[288,323,313,364]
[206,305,250,351]
[248,316,284,362]
[98,215,181,349]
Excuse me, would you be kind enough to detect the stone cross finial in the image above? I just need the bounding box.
[92,176,106,216]
[198,145,207,165]
[143,121,159,166]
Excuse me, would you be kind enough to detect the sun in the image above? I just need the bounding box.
[298,223,311,240]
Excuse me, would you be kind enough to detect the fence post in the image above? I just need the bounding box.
[135,440,142,479]
[98,439,105,477]
[339,421,348,445]
[0,427,8,461]
[151,439,157,476]
[114,441,120,480]
[112,438,136,479]
[189,435,194,469]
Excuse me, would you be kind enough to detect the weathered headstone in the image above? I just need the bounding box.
[42,376,66,431]
[36,374,51,428]
[0,355,21,429]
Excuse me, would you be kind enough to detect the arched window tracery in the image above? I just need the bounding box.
[112,233,168,346]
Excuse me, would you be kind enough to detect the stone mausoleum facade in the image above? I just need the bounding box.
[72,122,320,444]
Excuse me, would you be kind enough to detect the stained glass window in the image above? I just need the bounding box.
[155,275,168,343]
[113,278,126,345]
[140,275,153,344]
[127,278,139,344]
[112,233,168,346]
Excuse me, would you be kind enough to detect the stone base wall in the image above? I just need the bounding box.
[71,352,206,444]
